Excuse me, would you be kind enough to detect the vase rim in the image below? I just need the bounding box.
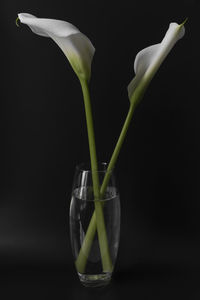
[75,162,114,173]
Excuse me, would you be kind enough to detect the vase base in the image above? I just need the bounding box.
[78,272,112,288]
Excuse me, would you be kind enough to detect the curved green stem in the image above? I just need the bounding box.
[75,103,135,273]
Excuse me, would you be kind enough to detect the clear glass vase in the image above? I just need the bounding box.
[69,162,120,287]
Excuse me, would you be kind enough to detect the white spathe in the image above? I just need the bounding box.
[18,13,95,81]
[128,22,185,107]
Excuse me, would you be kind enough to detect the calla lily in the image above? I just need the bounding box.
[17,13,95,81]
[128,21,186,107]
[17,12,110,272]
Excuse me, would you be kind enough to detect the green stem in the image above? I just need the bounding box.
[75,103,135,273]
[79,79,99,195]
[78,79,112,273]
[100,103,135,196]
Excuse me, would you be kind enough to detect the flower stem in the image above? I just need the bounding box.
[78,79,112,273]
[75,103,135,273]
[100,103,135,195]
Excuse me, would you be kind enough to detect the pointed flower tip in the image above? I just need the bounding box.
[181,17,188,26]
[16,16,20,27]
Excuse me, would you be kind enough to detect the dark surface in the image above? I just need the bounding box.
[1,263,200,299]
[1,0,200,298]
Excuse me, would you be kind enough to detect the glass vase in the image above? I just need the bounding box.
[69,162,120,287]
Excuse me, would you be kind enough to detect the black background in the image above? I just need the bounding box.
[1,0,200,299]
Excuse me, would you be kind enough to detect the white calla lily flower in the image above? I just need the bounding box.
[18,13,95,81]
[128,21,186,107]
